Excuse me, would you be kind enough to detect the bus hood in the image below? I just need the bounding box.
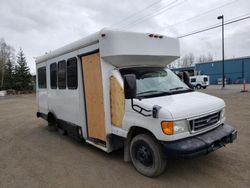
[144,91,225,120]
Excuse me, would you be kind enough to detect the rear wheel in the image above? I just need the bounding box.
[47,113,57,132]
[58,127,67,135]
[130,134,166,177]
[48,122,57,132]
[196,84,201,89]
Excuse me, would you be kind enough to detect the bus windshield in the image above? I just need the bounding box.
[120,67,192,98]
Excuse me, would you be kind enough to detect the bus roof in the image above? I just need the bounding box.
[36,29,180,67]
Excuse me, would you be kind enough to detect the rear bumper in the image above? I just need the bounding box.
[161,124,237,158]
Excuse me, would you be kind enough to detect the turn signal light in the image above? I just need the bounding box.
[161,121,174,135]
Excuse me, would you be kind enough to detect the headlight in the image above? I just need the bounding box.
[161,120,189,135]
[220,108,226,123]
[174,120,189,134]
[221,108,225,118]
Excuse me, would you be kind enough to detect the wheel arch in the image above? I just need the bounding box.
[47,111,57,124]
[124,126,157,162]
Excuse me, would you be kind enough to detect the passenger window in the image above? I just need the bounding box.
[50,63,57,89]
[191,78,196,82]
[67,57,78,89]
[58,60,66,89]
[204,77,208,82]
[38,66,47,88]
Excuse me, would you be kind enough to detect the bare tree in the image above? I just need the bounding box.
[0,39,15,88]
[167,58,181,69]
[181,53,195,67]
[207,53,213,62]
[197,53,213,64]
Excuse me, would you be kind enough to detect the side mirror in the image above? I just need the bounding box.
[183,71,193,89]
[124,74,137,99]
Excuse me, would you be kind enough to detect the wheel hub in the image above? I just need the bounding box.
[136,144,153,167]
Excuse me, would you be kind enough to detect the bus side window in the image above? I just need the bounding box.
[191,78,196,82]
[50,63,57,89]
[38,66,47,89]
[67,57,78,89]
[58,60,66,89]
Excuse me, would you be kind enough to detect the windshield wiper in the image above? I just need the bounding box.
[137,90,172,98]
[170,87,194,92]
[170,87,185,91]
[137,90,161,95]
[170,87,194,91]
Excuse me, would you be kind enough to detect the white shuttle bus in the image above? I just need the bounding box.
[36,29,237,177]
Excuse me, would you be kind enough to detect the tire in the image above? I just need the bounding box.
[196,84,201,89]
[202,86,207,89]
[130,134,166,177]
[48,122,57,132]
[58,128,67,135]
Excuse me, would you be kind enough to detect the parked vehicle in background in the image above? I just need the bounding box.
[218,78,228,85]
[190,75,210,89]
[36,29,237,177]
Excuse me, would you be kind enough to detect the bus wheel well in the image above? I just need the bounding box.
[124,126,156,162]
[47,112,57,124]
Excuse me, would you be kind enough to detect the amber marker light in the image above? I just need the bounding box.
[161,121,174,135]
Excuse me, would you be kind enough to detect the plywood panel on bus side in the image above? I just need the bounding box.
[110,76,125,127]
[81,53,106,141]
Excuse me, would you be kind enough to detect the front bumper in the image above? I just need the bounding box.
[161,124,237,158]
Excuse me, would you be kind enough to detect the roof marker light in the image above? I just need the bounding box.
[148,34,154,37]
[101,33,106,37]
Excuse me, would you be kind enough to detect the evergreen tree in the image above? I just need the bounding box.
[3,58,14,89]
[14,49,31,91]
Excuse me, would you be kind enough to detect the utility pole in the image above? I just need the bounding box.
[217,15,225,88]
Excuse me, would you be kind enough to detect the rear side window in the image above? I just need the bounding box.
[67,57,78,89]
[58,60,66,89]
[50,63,57,89]
[191,78,196,82]
[38,67,47,88]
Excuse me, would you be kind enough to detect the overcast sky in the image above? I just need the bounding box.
[0,0,250,74]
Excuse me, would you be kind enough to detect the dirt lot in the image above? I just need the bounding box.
[0,85,250,188]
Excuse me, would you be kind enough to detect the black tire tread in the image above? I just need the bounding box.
[130,134,166,177]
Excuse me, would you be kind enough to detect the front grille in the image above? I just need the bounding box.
[189,112,221,132]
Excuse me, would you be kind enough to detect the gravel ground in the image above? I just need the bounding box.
[0,86,249,188]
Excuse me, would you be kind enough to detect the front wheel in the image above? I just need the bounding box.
[130,134,166,177]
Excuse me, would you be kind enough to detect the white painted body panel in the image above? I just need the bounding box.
[143,92,224,120]
[99,30,179,67]
[36,43,99,139]
[36,29,226,151]
[122,92,225,141]
[36,29,180,142]
[36,62,48,115]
